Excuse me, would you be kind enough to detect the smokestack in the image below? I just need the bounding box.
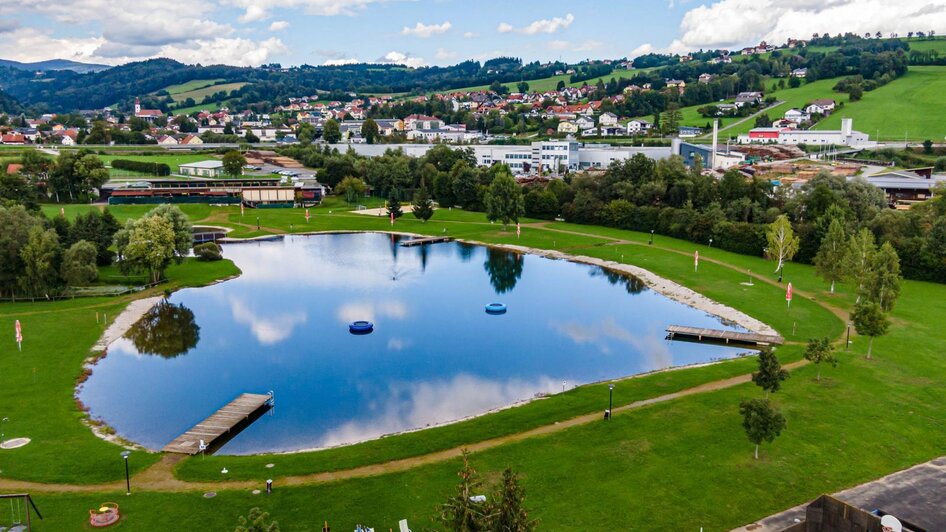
[711,119,719,170]
[841,118,852,137]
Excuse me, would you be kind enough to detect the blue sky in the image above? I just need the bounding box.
[3,0,945,67]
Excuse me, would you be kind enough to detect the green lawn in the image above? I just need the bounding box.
[815,66,946,141]
[171,99,236,115]
[0,258,240,484]
[430,67,654,96]
[3,203,946,531]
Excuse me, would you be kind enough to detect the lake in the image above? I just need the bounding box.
[78,233,750,454]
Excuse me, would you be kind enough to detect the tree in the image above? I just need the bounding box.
[452,161,481,210]
[335,176,367,204]
[61,240,98,287]
[492,468,537,532]
[439,452,492,531]
[144,205,192,262]
[861,242,901,312]
[412,180,435,222]
[751,348,790,397]
[323,118,342,143]
[813,218,847,293]
[18,227,60,299]
[69,209,121,266]
[244,129,260,143]
[119,215,176,284]
[234,507,279,532]
[387,189,403,219]
[362,118,380,144]
[739,398,786,460]
[843,228,877,298]
[788,75,801,88]
[804,337,837,381]
[484,170,525,230]
[754,113,773,127]
[222,150,247,177]
[48,151,109,201]
[516,81,529,94]
[765,215,800,280]
[0,205,41,297]
[923,139,934,154]
[848,84,863,101]
[556,80,566,91]
[851,301,889,359]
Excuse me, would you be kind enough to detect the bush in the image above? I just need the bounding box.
[194,242,222,261]
[111,159,171,176]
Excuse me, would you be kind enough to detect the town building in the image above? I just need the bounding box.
[737,118,874,148]
[179,160,225,178]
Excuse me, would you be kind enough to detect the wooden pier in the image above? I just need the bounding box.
[162,393,273,455]
[666,325,784,346]
[399,236,453,247]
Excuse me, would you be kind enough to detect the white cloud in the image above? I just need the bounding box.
[463,31,477,38]
[434,47,457,60]
[268,20,290,31]
[547,39,602,53]
[628,42,657,59]
[324,58,360,66]
[225,0,380,23]
[670,0,946,52]
[498,13,575,35]
[400,21,452,38]
[376,50,427,68]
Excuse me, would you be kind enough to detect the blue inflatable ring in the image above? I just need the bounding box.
[485,303,507,314]
[349,320,374,333]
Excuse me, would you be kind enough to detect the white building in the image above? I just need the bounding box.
[334,140,671,175]
[783,108,810,124]
[179,160,225,177]
[737,118,875,148]
[626,120,652,135]
[599,112,619,126]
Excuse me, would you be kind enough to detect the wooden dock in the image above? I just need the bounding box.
[666,325,784,346]
[400,236,453,247]
[162,393,273,455]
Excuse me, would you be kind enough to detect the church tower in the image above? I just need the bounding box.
[134,97,141,116]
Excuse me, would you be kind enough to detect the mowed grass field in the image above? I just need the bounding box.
[170,82,248,103]
[161,79,225,96]
[431,67,655,96]
[4,202,946,530]
[815,66,946,141]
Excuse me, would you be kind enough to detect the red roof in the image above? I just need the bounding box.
[1,133,26,144]
[6,163,23,174]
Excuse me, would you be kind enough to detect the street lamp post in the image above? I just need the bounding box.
[649,230,654,245]
[608,384,614,420]
[120,450,131,495]
[845,322,852,350]
[708,237,713,248]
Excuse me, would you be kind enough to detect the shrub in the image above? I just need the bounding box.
[111,159,171,176]
[194,242,222,261]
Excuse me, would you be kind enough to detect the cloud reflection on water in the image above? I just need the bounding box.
[318,373,559,448]
[550,318,672,370]
[229,296,308,345]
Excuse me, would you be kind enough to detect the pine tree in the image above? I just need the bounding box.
[387,188,403,219]
[439,452,492,531]
[751,348,790,397]
[492,468,537,532]
[412,180,435,223]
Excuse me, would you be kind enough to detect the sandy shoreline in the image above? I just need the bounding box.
[91,295,164,353]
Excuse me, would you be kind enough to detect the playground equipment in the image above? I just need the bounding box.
[1,493,42,531]
[89,502,120,528]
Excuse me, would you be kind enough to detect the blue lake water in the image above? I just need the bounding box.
[78,233,749,454]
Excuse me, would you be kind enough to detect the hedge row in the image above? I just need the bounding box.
[111,159,171,176]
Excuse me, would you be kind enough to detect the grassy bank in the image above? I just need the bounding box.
[2,202,944,531]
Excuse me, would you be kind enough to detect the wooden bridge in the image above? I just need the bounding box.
[399,236,453,247]
[666,325,784,347]
[162,393,273,455]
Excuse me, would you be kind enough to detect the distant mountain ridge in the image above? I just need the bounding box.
[0,58,111,74]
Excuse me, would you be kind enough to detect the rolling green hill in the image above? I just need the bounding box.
[170,81,248,103]
[815,66,946,141]
[162,79,225,95]
[430,67,656,96]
